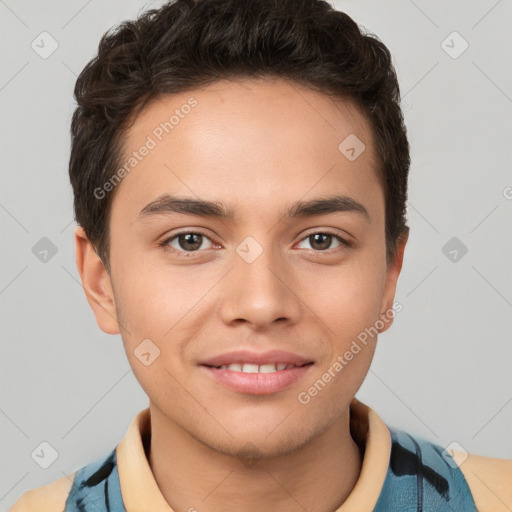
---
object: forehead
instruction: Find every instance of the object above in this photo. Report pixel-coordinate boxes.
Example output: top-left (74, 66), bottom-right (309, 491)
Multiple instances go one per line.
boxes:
top-left (112, 78), bottom-right (381, 221)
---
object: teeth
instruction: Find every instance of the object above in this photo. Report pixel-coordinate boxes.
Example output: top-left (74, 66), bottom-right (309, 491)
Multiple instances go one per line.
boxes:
top-left (259, 364), bottom-right (277, 373)
top-left (217, 363), bottom-right (295, 373)
top-left (241, 363), bottom-right (260, 373)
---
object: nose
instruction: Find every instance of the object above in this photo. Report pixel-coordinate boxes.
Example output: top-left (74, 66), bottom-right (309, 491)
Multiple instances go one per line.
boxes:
top-left (218, 241), bottom-right (302, 331)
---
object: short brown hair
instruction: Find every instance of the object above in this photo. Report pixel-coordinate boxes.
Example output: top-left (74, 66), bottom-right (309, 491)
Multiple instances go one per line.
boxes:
top-left (69, 0), bottom-right (410, 272)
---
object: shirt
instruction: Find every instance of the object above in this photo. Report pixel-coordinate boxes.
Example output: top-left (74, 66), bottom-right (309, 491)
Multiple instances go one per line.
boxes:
top-left (9, 398), bottom-right (512, 511)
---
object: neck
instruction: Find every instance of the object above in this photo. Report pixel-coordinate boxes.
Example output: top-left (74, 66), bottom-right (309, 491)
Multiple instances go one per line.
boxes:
top-left (147, 404), bottom-right (363, 512)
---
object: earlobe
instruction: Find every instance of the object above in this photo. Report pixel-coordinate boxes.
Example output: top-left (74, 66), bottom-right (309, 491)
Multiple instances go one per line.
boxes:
top-left (378, 230), bottom-right (409, 334)
top-left (74, 226), bottom-right (120, 335)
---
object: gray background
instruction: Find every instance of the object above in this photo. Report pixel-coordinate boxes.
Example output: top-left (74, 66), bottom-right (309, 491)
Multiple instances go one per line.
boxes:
top-left (1, 0), bottom-right (511, 509)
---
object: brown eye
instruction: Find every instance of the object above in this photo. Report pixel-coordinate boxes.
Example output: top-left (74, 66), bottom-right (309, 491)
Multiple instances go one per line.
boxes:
top-left (296, 232), bottom-right (348, 252)
top-left (309, 233), bottom-right (332, 251)
top-left (163, 232), bottom-right (214, 253)
top-left (177, 233), bottom-right (203, 251)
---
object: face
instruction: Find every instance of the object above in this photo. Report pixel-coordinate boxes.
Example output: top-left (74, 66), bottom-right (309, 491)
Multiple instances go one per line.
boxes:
top-left (76, 78), bottom-right (406, 458)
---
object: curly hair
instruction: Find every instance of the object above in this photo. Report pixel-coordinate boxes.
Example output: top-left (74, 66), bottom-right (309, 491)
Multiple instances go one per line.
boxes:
top-left (69, 0), bottom-right (410, 272)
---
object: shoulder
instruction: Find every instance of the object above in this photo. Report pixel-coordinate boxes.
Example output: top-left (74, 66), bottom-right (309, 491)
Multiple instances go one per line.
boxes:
top-left (452, 448), bottom-right (512, 512)
top-left (8, 473), bottom-right (75, 512)
top-left (9, 446), bottom-right (123, 512)
top-left (376, 427), bottom-right (512, 511)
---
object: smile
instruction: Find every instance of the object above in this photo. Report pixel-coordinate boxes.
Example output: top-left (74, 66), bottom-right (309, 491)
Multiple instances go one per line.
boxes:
top-left (200, 362), bottom-right (314, 394)
top-left (206, 362), bottom-right (310, 373)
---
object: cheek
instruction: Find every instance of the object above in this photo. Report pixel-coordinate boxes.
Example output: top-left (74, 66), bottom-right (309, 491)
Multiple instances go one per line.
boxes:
top-left (111, 261), bottom-right (210, 374)
top-left (298, 271), bottom-right (383, 410)
top-left (112, 251), bottom-right (203, 332)
top-left (301, 255), bottom-right (386, 337)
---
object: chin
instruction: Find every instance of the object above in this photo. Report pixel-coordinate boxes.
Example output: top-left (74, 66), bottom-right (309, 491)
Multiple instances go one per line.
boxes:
top-left (193, 423), bottom-right (318, 461)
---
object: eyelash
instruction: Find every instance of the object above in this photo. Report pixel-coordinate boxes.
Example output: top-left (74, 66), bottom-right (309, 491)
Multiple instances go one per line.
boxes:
top-left (158, 230), bottom-right (352, 258)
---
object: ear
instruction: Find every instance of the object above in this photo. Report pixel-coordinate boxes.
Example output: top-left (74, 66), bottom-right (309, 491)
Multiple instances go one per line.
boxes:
top-left (378, 229), bottom-right (408, 334)
top-left (74, 226), bottom-right (120, 335)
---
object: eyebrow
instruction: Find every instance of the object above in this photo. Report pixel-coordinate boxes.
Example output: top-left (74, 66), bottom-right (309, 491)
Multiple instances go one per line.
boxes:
top-left (138, 193), bottom-right (370, 222)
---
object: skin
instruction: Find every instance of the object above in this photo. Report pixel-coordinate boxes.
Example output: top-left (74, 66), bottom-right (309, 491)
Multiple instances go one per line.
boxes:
top-left (75, 77), bottom-right (407, 512)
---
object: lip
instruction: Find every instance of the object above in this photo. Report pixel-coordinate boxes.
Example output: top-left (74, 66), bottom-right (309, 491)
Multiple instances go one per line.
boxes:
top-left (200, 349), bottom-right (314, 367)
top-left (200, 363), bottom-right (314, 395)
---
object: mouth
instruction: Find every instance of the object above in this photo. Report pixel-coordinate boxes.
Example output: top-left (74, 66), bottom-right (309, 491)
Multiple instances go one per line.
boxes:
top-left (199, 359), bottom-right (314, 395)
top-left (202, 361), bottom-right (314, 373)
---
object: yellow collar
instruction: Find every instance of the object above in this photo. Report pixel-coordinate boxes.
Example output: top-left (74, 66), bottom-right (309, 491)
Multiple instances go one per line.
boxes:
top-left (116, 398), bottom-right (391, 512)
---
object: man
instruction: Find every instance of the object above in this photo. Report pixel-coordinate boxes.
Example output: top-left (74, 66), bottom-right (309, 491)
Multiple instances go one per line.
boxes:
top-left (10, 0), bottom-right (511, 510)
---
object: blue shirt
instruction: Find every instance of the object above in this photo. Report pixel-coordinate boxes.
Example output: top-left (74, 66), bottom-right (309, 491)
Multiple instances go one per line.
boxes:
top-left (64, 426), bottom-right (478, 511)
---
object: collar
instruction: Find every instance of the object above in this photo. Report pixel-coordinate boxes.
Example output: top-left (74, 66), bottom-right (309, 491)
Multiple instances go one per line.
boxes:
top-left (116, 398), bottom-right (391, 511)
